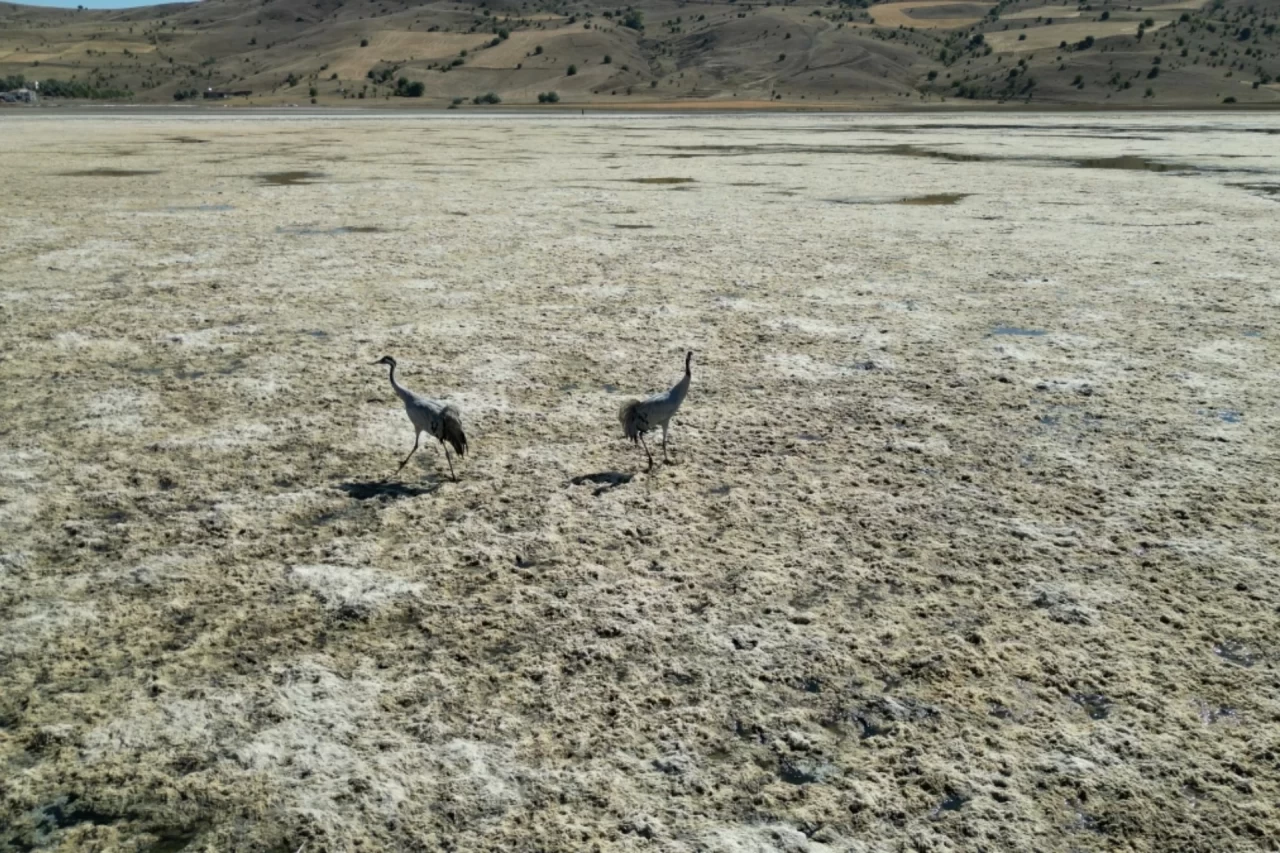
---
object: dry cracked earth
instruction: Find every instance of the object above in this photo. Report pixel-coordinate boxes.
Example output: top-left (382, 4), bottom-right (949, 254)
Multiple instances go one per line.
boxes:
top-left (0, 111), bottom-right (1278, 852)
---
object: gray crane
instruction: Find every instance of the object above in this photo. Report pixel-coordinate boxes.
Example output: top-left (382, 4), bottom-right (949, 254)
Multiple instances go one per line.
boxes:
top-left (373, 355), bottom-right (468, 481)
top-left (618, 351), bottom-right (692, 471)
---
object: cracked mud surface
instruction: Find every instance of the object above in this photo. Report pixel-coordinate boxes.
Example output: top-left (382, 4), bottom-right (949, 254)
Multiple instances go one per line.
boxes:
top-left (1, 113), bottom-right (1277, 851)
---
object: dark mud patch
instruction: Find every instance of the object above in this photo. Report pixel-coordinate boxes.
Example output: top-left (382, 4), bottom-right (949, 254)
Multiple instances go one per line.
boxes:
top-left (674, 143), bottom-right (1205, 175)
top-left (778, 757), bottom-right (829, 785)
top-left (168, 136), bottom-right (209, 144)
top-left (626, 177), bottom-right (696, 184)
top-left (257, 170), bottom-right (326, 186)
top-left (163, 204), bottom-right (234, 213)
top-left (828, 193), bottom-right (970, 206)
top-left (278, 225), bottom-right (387, 235)
top-left (143, 827), bottom-right (204, 852)
top-left (1231, 181), bottom-right (1280, 200)
top-left (338, 481), bottom-right (441, 501)
top-left (899, 193), bottom-right (970, 205)
top-left (613, 223), bottom-right (655, 229)
top-left (870, 144), bottom-right (994, 163)
top-left (570, 471), bottom-right (634, 495)
top-left (991, 325), bottom-right (1047, 337)
top-left (1071, 155), bottom-right (1195, 173)
top-left (59, 169), bottom-right (161, 177)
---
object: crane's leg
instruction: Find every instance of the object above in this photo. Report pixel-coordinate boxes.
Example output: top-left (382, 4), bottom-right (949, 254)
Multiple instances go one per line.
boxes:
top-left (395, 431), bottom-right (422, 476)
top-left (661, 423), bottom-right (672, 462)
top-left (638, 433), bottom-right (654, 472)
top-left (441, 439), bottom-right (458, 482)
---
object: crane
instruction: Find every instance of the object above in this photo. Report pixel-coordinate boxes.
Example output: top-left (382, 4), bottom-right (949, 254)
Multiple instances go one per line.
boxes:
top-left (373, 355), bottom-right (468, 482)
top-left (618, 351), bottom-right (692, 471)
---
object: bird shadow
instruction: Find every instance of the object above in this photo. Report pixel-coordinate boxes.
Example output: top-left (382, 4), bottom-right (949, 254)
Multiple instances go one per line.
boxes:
top-left (569, 471), bottom-right (635, 496)
top-left (337, 480), bottom-right (442, 501)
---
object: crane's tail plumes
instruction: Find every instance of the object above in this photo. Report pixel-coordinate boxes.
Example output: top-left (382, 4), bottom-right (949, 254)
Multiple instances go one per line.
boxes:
top-left (619, 399), bottom-right (645, 443)
top-left (441, 406), bottom-right (468, 457)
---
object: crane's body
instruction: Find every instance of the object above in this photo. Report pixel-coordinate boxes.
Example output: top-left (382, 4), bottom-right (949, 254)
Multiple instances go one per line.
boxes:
top-left (374, 356), bottom-right (467, 481)
top-left (619, 351), bottom-right (692, 471)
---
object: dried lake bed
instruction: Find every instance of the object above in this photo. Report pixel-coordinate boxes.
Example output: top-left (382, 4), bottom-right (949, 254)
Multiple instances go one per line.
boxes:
top-left (0, 112), bottom-right (1277, 852)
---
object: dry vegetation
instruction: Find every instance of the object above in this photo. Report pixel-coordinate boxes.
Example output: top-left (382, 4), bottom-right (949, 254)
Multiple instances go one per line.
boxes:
top-left (1, 112), bottom-right (1278, 851)
top-left (1, 0), bottom-right (1279, 106)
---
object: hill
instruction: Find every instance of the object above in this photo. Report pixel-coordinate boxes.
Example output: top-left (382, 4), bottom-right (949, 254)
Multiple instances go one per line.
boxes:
top-left (1, 0), bottom-right (1278, 107)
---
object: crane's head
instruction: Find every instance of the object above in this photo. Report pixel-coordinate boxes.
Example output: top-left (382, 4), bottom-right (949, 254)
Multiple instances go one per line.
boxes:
top-left (685, 350), bottom-right (693, 373)
top-left (373, 355), bottom-right (396, 368)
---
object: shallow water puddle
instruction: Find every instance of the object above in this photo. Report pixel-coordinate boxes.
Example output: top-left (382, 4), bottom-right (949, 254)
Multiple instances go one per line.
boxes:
top-left (613, 223), bottom-right (655, 229)
top-left (257, 170), bottom-right (326, 186)
top-left (168, 136), bottom-right (209, 144)
top-left (930, 793), bottom-right (969, 818)
top-left (626, 177), bottom-right (696, 184)
top-left (1072, 693), bottom-right (1112, 720)
top-left (1196, 703), bottom-right (1240, 724)
top-left (1213, 640), bottom-right (1258, 667)
top-left (991, 325), bottom-right (1047, 336)
top-left (1198, 408), bottom-right (1243, 423)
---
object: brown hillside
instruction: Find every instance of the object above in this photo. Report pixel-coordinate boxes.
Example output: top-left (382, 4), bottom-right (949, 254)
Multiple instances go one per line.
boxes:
top-left (1, 0), bottom-right (1278, 106)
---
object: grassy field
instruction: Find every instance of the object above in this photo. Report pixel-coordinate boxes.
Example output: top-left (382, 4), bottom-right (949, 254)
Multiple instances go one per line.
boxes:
top-left (0, 112), bottom-right (1277, 851)
top-left (1, 0), bottom-right (1279, 107)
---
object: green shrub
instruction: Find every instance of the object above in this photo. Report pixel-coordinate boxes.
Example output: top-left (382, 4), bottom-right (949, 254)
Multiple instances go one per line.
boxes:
top-left (360, 38), bottom-right (369, 47)
top-left (567, 64), bottom-right (577, 75)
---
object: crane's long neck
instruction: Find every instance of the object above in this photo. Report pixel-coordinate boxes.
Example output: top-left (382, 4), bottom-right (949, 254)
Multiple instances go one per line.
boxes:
top-left (670, 364), bottom-right (691, 402)
top-left (388, 363), bottom-right (413, 402)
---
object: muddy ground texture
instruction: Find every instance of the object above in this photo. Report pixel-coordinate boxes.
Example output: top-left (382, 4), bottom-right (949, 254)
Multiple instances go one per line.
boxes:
top-left (0, 114), bottom-right (1277, 852)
